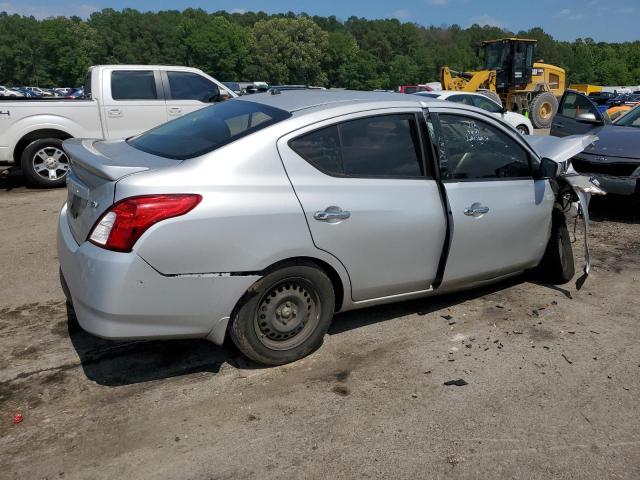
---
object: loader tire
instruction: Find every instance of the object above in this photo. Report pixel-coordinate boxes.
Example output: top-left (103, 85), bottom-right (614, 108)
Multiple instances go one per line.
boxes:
top-left (530, 92), bottom-right (558, 129)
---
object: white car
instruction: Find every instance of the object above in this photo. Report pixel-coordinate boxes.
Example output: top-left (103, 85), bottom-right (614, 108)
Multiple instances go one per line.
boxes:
top-left (0, 86), bottom-right (23, 97)
top-left (415, 90), bottom-right (534, 135)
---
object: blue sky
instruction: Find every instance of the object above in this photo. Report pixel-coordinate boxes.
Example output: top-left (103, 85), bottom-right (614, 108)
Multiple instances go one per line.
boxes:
top-left (0, 0), bottom-right (637, 42)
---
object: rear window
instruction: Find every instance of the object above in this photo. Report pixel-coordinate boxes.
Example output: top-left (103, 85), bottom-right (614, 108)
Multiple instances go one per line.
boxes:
top-left (129, 100), bottom-right (291, 160)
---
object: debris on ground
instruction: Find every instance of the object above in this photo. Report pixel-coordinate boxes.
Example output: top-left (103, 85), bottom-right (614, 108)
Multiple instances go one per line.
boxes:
top-left (441, 315), bottom-right (453, 321)
top-left (444, 379), bottom-right (468, 387)
top-left (562, 353), bottom-right (573, 365)
top-left (12, 413), bottom-right (23, 425)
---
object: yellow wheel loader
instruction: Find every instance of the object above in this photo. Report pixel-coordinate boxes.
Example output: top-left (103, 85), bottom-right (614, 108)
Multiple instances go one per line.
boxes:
top-left (441, 38), bottom-right (566, 129)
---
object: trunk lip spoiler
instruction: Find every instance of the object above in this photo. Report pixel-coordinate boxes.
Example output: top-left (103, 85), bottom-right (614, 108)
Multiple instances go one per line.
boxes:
top-left (62, 138), bottom-right (179, 181)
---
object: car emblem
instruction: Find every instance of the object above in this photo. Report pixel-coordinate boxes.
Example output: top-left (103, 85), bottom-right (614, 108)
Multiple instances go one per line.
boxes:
top-left (90, 200), bottom-right (99, 209)
top-left (594, 156), bottom-right (608, 163)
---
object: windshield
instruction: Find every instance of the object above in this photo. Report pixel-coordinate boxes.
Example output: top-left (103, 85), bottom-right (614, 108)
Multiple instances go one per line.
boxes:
top-left (614, 106), bottom-right (640, 127)
top-left (129, 100), bottom-right (291, 160)
top-left (484, 42), bottom-right (509, 70)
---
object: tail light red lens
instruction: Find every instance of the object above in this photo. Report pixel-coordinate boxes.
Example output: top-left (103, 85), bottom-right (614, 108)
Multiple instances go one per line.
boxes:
top-left (88, 194), bottom-right (202, 252)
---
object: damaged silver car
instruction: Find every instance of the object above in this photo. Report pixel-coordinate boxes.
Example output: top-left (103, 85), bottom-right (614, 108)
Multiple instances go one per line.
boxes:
top-left (58, 91), bottom-right (603, 365)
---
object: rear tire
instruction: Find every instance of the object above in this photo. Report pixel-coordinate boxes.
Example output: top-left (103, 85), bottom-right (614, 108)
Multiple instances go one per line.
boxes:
top-left (535, 209), bottom-right (575, 284)
top-left (530, 92), bottom-right (558, 129)
top-left (229, 263), bottom-right (335, 366)
top-left (21, 138), bottom-right (70, 188)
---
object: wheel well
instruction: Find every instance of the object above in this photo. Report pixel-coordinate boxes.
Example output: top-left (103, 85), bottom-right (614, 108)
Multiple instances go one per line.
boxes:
top-left (262, 257), bottom-right (346, 312)
top-left (13, 129), bottom-right (73, 163)
top-left (516, 124), bottom-right (531, 134)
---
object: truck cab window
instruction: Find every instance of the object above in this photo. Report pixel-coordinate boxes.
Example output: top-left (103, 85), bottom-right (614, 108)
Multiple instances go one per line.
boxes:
top-left (168, 71), bottom-right (220, 102)
top-left (111, 71), bottom-right (157, 100)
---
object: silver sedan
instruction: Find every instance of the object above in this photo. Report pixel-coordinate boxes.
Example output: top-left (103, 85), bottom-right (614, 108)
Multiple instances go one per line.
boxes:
top-left (58, 90), bottom-right (598, 365)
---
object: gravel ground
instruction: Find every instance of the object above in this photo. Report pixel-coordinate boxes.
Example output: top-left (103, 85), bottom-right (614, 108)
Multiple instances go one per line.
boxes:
top-left (0, 173), bottom-right (639, 480)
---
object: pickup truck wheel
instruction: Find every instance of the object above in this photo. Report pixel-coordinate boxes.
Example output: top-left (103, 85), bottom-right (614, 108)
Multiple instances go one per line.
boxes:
top-left (536, 209), bottom-right (575, 284)
top-left (229, 263), bottom-right (335, 366)
top-left (21, 138), bottom-right (70, 188)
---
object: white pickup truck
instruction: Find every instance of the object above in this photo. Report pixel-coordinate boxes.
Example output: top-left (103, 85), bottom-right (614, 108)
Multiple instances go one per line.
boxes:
top-left (0, 65), bottom-right (236, 187)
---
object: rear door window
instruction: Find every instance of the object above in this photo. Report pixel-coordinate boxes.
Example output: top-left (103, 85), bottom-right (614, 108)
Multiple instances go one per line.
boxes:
top-left (129, 100), bottom-right (291, 160)
top-left (111, 70), bottom-right (158, 100)
top-left (290, 114), bottom-right (425, 178)
top-left (447, 94), bottom-right (475, 106)
top-left (471, 95), bottom-right (503, 113)
top-left (167, 71), bottom-right (220, 102)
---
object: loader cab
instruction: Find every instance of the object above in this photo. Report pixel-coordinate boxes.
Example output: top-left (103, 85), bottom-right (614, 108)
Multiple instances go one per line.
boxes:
top-left (483, 39), bottom-right (535, 92)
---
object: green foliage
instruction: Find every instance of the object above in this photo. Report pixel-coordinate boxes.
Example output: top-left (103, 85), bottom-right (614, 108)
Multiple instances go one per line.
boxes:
top-left (0, 8), bottom-right (638, 88)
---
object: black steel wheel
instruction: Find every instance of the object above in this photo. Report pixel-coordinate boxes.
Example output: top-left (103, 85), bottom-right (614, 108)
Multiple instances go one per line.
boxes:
top-left (229, 263), bottom-right (335, 365)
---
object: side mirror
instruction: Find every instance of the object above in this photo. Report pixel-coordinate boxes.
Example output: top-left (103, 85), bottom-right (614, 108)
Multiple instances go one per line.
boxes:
top-left (539, 157), bottom-right (561, 179)
top-left (576, 112), bottom-right (602, 125)
top-left (205, 87), bottom-right (221, 103)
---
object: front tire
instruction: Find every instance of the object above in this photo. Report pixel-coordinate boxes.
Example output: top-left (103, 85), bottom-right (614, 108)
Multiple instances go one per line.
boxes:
top-left (535, 209), bottom-right (575, 284)
top-left (21, 138), bottom-right (70, 188)
top-left (229, 263), bottom-right (335, 366)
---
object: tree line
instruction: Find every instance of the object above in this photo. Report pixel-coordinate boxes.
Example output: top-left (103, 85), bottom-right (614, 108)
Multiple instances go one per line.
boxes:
top-left (0, 8), bottom-right (639, 89)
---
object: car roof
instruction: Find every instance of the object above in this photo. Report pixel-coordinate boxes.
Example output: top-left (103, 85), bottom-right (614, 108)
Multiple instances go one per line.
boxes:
top-left (235, 89), bottom-right (438, 113)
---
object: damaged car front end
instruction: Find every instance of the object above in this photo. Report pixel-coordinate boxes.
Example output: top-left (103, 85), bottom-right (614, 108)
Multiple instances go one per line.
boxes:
top-left (527, 134), bottom-right (606, 283)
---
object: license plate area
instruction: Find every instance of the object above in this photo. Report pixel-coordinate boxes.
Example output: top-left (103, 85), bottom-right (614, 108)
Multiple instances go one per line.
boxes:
top-left (67, 175), bottom-right (89, 219)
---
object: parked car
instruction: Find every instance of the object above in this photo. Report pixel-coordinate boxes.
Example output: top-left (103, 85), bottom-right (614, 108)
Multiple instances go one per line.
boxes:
top-left (24, 86), bottom-right (53, 96)
top-left (0, 86), bottom-right (24, 97)
top-left (415, 90), bottom-right (534, 134)
top-left (398, 85), bottom-right (432, 94)
top-left (0, 65), bottom-right (235, 187)
top-left (588, 91), bottom-right (616, 105)
top-left (550, 91), bottom-right (640, 198)
top-left (12, 87), bottom-right (39, 98)
top-left (58, 90), bottom-right (600, 366)
top-left (65, 87), bottom-right (85, 99)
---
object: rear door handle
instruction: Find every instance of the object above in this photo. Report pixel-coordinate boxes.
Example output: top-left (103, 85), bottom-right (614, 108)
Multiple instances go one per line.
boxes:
top-left (313, 206), bottom-right (351, 222)
top-left (168, 106), bottom-right (182, 116)
top-left (107, 108), bottom-right (122, 118)
top-left (464, 203), bottom-right (490, 217)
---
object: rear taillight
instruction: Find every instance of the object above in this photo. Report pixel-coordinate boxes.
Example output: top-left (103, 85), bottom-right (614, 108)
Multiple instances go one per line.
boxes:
top-left (88, 194), bottom-right (202, 252)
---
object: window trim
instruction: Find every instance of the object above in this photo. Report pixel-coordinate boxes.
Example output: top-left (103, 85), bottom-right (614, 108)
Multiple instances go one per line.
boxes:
top-left (288, 112), bottom-right (432, 180)
top-left (109, 69), bottom-right (164, 102)
top-left (433, 111), bottom-right (535, 182)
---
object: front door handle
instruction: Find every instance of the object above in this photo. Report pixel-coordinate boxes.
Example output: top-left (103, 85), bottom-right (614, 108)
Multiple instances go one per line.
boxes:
top-left (107, 108), bottom-right (122, 118)
top-left (464, 202), bottom-right (490, 217)
top-left (313, 206), bottom-right (351, 222)
top-left (168, 106), bottom-right (182, 116)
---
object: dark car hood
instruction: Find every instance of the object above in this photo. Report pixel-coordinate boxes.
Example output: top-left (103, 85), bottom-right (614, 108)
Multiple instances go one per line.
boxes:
top-left (584, 125), bottom-right (640, 159)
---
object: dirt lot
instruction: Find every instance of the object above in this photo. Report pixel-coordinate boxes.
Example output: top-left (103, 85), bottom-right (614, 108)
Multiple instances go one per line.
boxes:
top-left (1, 173), bottom-right (639, 480)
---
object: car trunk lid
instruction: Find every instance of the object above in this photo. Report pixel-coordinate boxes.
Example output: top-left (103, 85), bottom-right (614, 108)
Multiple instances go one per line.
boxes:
top-left (63, 138), bottom-right (179, 244)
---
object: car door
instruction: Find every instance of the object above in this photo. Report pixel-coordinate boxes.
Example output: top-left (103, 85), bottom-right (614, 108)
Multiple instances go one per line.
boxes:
top-left (278, 110), bottom-right (447, 302)
top-left (102, 69), bottom-right (168, 139)
top-left (162, 70), bottom-right (224, 119)
top-left (551, 91), bottom-right (606, 137)
top-left (430, 109), bottom-right (555, 288)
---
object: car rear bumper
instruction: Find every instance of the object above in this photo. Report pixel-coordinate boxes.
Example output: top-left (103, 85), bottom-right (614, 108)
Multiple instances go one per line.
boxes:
top-left (57, 204), bottom-right (259, 345)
